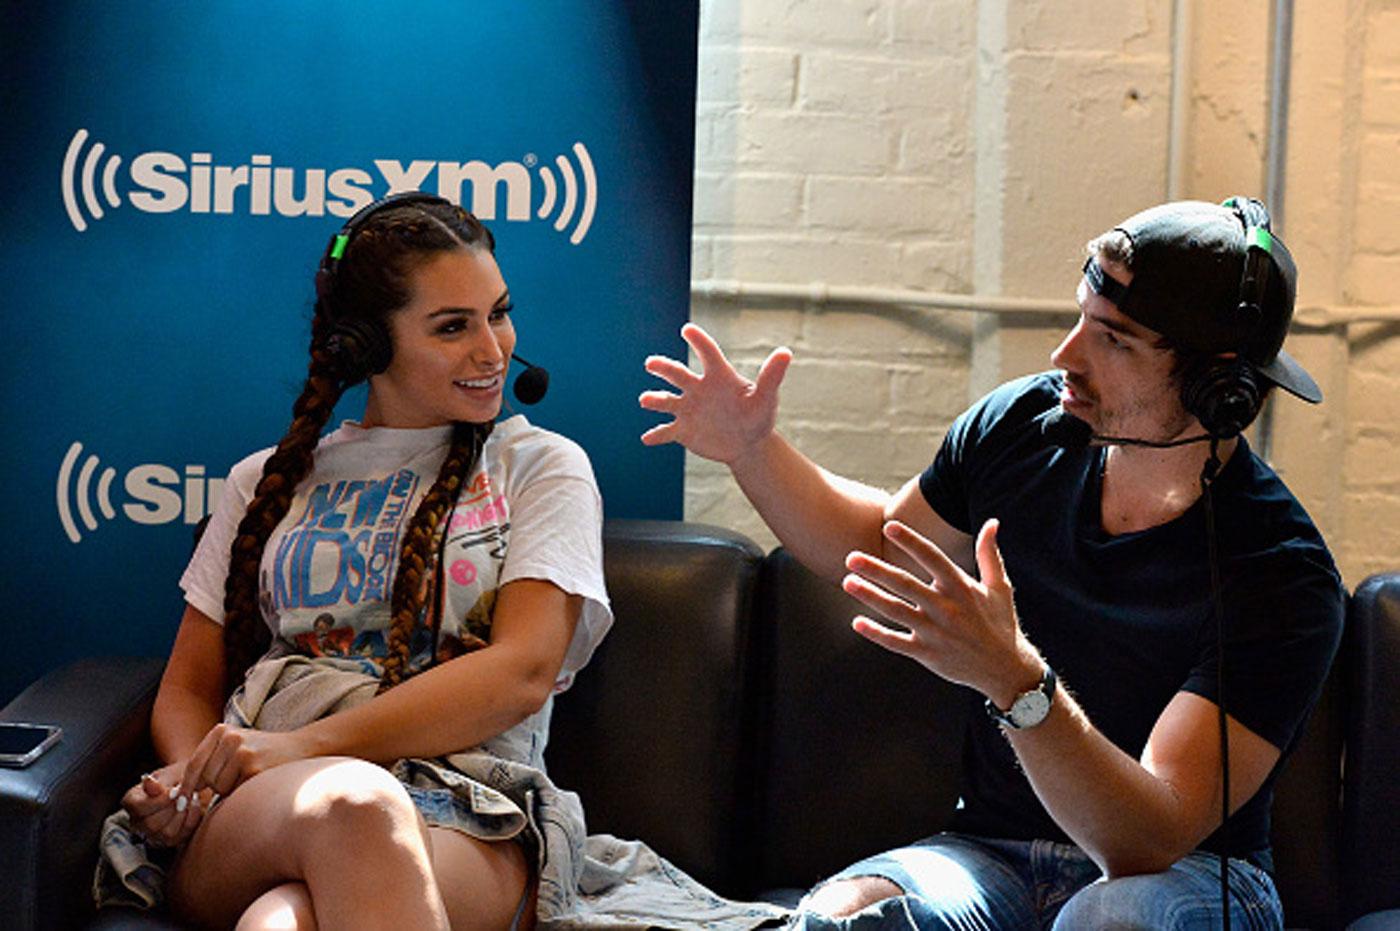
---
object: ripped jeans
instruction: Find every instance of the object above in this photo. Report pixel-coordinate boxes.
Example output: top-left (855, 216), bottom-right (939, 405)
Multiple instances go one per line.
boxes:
top-left (789, 833), bottom-right (1283, 930)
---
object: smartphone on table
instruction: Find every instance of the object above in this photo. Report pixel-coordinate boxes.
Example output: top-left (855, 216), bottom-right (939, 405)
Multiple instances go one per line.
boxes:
top-left (0, 722), bottom-right (63, 767)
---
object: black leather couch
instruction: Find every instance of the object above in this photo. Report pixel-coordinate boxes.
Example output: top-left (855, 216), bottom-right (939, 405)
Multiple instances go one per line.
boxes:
top-left (3, 520), bottom-right (1398, 930)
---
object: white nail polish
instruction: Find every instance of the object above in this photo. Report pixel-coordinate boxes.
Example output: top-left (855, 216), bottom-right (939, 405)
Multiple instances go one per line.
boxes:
top-left (168, 787), bottom-right (179, 800)
top-left (176, 795), bottom-right (188, 813)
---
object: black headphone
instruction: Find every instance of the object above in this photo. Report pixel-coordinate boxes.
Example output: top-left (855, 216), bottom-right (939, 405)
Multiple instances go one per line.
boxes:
top-left (1178, 197), bottom-right (1274, 438)
top-left (314, 192), bottom-right (449, 382)
top-left (313, 191), bottom-right (547, 403)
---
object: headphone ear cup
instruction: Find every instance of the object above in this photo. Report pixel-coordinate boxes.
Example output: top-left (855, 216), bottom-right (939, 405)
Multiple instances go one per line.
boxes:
top-left (324, 318), bottom-right (393, 383)
top-left (1181, 357), bottom-right (1262, 439)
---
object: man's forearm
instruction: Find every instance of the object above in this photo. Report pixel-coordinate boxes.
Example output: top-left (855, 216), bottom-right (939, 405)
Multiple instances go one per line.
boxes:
top-left (730, 431), bottom-right (889, 583)
top-left (1005, 687), bottom-right (1197, 877)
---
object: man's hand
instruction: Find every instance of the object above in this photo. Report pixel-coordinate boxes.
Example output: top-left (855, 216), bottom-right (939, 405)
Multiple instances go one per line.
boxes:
top-left (639, 323), bottom-right (791, 465)
top-left (842, 518), bottom-right (1043, 707)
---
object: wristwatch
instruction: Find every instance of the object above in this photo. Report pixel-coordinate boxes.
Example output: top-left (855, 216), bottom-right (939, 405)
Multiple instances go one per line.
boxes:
top-left (985, 665), bottom-right (1057, 730)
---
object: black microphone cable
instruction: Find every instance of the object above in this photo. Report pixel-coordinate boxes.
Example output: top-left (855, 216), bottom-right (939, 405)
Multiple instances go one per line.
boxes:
top-left (1200, 438), bottom-right (1232, 931)
top-left (1093, 432), bottom-right (1213, 449)
top-left (1039, 407), bottom-right (1213, 450)
top-left (1045, 407), bottom-right (1235, 926)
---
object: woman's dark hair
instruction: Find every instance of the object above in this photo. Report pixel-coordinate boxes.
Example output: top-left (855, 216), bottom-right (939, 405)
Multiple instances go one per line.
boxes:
top-left (221, 200), bottom-right (497, 697)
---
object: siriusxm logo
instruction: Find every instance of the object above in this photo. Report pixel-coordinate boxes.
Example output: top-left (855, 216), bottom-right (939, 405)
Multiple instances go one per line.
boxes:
top-left (61, 129), bottom-right (598, 244)
top-left (56, 441), bottom-right (226, 544)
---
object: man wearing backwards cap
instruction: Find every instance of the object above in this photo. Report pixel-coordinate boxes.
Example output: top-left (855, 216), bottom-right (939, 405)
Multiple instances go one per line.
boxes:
top-left (640, 198), bottom-right (1343, 929)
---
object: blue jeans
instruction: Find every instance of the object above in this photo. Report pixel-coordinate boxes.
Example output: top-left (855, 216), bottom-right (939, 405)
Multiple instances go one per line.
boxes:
top-left (789, 833), bottom-right (1283, 930)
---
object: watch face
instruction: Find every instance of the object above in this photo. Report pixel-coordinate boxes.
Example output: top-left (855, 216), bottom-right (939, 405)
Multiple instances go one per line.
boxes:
top-left (1009, 690), bottom-right (1051, 728)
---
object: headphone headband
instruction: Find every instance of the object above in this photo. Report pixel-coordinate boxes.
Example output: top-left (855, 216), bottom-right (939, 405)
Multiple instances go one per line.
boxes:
top-left (1222, 196), bottom-right (1273, 335)
top-left (314, 192), bottom-right (453, 382)
top-left (317, 192), bottom-right (453, 294)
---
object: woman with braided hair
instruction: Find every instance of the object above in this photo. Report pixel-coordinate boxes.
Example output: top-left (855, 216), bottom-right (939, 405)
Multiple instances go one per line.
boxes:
top-left (100, 194), bottom-right (614, 930)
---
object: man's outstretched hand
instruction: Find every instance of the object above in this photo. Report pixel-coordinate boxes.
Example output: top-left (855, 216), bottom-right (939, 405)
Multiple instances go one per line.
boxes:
top-left (639, 323), bottom-right (791, 466)
top-left (842, 518), bottom-right (1043, 709)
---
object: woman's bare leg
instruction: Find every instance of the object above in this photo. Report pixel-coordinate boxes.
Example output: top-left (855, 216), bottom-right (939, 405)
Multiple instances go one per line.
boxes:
top-left (236, 882), bottom-right (316, 931)
top-left (426, 827), bottom-right (532, 931)
top-left (169, 757), bottom-right (449, 930)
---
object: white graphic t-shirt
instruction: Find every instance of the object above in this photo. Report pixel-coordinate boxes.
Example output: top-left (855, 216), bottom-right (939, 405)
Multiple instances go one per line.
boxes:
top-left (181, 415), bottom-right (610, 691)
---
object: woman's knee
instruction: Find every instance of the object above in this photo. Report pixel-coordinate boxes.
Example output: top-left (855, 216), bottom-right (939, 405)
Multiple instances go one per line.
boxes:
top-left (236, 882), bottom-right (317, 931)
top-left (170, 758), bottom-right (436, 927)
top-left (288, 758), bottom-right (423, 849)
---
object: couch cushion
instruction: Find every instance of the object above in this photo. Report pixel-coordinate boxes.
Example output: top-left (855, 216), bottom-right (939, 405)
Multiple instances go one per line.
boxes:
top-left (546, 519), bottom-right (765, 898)
top-left (749, 548), bottom-right (971, 896)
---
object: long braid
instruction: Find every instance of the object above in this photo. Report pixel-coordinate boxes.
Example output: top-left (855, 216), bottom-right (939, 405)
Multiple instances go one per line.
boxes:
top-left (377, 420), bottom-right (494, 692)
top-left (221, 196), bottom-right (498, 699)
top-left (222, 309), bottom-right (346, 694)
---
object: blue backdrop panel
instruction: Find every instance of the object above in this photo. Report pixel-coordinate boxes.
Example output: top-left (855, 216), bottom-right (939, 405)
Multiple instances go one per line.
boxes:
top-left (0, 2), bottom-right (695, 704)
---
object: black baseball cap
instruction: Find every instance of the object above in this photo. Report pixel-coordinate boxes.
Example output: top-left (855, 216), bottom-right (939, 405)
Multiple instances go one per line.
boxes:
top-left (1083, 199), bottom-right (1321, 404)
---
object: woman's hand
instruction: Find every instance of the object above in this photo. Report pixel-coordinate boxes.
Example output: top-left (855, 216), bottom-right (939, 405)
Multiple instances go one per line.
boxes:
top-left (177, 723), bottom-right (314, 801)
top-left (121, 761), bottom-right (207, 848)
top-left (640, 323), bottom-right (791, 466)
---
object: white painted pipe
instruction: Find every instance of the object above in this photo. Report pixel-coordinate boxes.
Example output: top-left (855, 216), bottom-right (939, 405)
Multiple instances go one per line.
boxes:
top-left (691, 279), bottom-right (1400, 328)
top-left (1259, 0), bottom-right (1296, 459)
top-left (1266, 0), bottom-right (1294, 234)
top-left (690, 279), bottom-right (1073, 315)
top-left (1167, 0), bottom-right (1193, 201)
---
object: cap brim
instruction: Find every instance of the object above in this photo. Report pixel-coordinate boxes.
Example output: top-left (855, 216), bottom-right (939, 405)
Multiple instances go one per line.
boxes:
top-left (1257, 348), bottom-right (1322, 404)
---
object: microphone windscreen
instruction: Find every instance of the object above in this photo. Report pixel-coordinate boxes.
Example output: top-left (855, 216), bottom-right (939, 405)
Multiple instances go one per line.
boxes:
top-left (1041, 407), bottom-right (1093, 449)
top-left (513, 364), bottom-right (549, 405)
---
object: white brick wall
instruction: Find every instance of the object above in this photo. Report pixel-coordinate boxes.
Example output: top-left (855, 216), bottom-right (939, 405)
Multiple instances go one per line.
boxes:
top-left (679, 0), bottom-right (1400, 587)
top-left (1339, 2), bottom-right (1400, 584)
top-left (689, 0), bottom-right (981, 550)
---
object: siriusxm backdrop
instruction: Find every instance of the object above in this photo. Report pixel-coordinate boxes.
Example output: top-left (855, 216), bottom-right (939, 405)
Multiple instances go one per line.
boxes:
top-left (0, 3), bottom-right (696, 704)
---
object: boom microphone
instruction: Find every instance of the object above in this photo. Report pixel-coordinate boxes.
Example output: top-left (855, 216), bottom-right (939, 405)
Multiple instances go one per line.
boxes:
top-left (511, 354), bottom-right (550, 405)
top-left (1041, 407), bottom-right (1214, 450)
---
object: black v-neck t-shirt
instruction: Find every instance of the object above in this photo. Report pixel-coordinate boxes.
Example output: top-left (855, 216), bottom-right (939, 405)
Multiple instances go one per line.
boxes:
top-left (918, 372), bottom-right (1344, 869)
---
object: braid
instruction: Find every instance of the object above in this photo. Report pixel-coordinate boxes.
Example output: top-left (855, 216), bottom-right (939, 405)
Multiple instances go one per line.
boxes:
top-left (378, 420), bottom-right (494, 693)
top-left (222, 309), bottom-right (347, 695)
top-left (222, 196), bottom-right (498, 697)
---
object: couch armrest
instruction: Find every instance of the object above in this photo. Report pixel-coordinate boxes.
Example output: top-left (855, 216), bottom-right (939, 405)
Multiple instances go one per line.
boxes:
top-left (0, 657), bottom-right (165, 931)
top-left (1343, 574), bottom-right (1400, 923)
